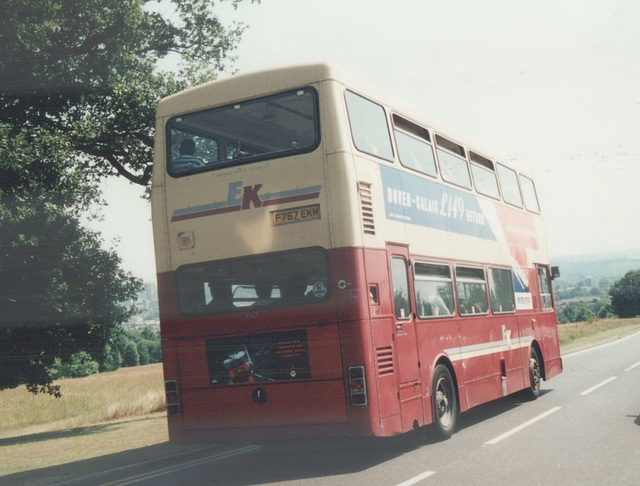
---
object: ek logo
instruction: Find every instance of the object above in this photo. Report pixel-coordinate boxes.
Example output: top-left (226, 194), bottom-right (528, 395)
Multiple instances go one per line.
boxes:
top-left (227, 181), bottom-right (263, 210)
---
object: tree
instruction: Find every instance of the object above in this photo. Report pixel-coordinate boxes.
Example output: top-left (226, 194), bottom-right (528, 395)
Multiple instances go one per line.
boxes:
top-left (0, 0), bottom-right (254, 394)
top-left (609, 270), bottom-right (640, 318)
top-left (0, 0), bottom-right (250, 187)
top-left (122, 340), bottom-right (140, 367)
top-left (0, 202), bottom-right (142, 395)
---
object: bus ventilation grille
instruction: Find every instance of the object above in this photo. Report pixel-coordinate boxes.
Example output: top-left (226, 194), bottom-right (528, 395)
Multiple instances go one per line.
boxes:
top-left (358, 182), bottom-right (376, 235)
top-left (376, 346), bottom-right (394, 376)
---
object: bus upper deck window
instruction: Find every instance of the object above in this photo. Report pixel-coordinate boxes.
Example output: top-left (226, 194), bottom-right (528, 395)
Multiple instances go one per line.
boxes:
top-left (345, 91), bottom-right (394, 162)
top-left (470, 151), bottom-right (500, 200)
top-left (520, 175), bottom-right (541, 213)
top-left (496, 163), bottom-right (524, 208)
top-left (393, 115), bottom-right (437, 178)
top-left (435, 135), bottom-right (472, 190)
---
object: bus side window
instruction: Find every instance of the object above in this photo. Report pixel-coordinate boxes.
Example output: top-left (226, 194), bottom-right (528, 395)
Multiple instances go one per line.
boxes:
top-left (414, 262), bottom-right (454, 318)
top-left (520, 175), bottom-right (541, 213)
top-left (393, 115), bottom-right (437, 178)
top-left (345, 91), bottom-right (394, 162)
top-left (455, 266), bottom-right (489, 316)
top-left (537, 266), bottom-right (553, 310)
top-left (435, 135), bottom-right (472, 190)
top-left (488, 267), bottom-right (516, 313)
top-left (390, 257), bottom-right (411, 319)
top-left (496, 163), bottom-right (524, 208)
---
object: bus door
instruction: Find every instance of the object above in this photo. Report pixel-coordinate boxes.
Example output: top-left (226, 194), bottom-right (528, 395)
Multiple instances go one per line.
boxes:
top-left (534, 264), bottom-right (563, 379)
top-left (454, 265), bottom-right (509, 409)
top-left (388, 245), bottom-right (424, 432)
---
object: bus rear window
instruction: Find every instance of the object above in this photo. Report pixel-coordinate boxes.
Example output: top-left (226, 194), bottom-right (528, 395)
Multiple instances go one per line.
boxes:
top-left (176, 248), bottom-right (330, 315)
top-left (166, 88), bottom-right (320, 176)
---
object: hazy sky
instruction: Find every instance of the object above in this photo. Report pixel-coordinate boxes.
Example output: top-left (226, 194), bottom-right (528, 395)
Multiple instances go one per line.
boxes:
top-left (95, 0), bottom-right (640, 281)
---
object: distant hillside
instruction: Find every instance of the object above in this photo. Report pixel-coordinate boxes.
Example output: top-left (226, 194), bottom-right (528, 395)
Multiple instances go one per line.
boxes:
top-left (552, 249), bottom-right (640, 284)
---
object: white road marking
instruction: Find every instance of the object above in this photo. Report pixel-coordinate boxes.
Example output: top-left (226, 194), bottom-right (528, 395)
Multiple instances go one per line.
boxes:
top-left (484, 406), bottom-right (562, 445)
top-left (624, 361), bottom-right (640, 372)
top-left (97, 444), bottom-right (262, 486)
top-left (580, 376), bottom-right (617, 396)
top-left (395, 470), bottom-right (437, 486)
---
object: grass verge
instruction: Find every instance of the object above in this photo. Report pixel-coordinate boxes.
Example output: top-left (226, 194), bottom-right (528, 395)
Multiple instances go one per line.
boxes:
top-left (557, 316), bottom-right (640, 352)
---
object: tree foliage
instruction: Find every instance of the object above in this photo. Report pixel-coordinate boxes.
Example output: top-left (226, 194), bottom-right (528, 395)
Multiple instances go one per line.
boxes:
top-left (0, 0), bottom-right (253, 394)
top-left (0, 0), bottom-right (249, 187)
top-left (0, 202), bottom-right (143, 395)
top-left (609, 270), bottom-right (640, 318)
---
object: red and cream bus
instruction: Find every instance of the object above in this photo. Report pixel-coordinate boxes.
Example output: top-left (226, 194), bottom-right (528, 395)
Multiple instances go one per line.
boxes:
top-left (151, 63), bottom-right (562, 442)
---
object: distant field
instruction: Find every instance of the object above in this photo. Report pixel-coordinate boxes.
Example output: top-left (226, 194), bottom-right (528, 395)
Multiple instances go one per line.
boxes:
top-left (2, 318), bottom-right (640, 480)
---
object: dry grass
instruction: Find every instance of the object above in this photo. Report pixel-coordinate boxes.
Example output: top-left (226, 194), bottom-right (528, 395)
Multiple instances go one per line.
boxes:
top-left (0, 363), bottom-right (165, 439)
top-left (557, 316), bottom-right (640, 352)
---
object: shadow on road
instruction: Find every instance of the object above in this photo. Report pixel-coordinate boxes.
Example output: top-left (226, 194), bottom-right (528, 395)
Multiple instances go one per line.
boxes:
top-left (1, 390), bottom-right (555, 486)
top-left (0, 421), bottom-right (127, 447)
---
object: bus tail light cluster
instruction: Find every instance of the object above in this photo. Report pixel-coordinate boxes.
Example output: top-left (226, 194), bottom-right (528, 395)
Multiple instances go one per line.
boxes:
top-left (165, 380), bottom-right (180, 415)
top-left (348, 366), bottom-right (368, 406)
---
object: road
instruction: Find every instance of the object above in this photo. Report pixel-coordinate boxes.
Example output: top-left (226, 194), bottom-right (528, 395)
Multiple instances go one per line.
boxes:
top-left (15, 332), bottom-right (640, 486)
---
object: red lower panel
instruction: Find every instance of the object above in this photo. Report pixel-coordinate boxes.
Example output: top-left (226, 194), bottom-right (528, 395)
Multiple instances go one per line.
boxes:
top-left (182, 380), bottom-right (348, 432)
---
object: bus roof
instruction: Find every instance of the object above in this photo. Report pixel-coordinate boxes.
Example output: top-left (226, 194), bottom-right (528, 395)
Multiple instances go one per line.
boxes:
top-left (156, 62), bottom-right (525, 178)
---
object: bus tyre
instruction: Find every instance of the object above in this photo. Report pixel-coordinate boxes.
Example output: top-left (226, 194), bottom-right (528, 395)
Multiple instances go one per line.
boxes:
top-left (432, 364), bottom-right (457, 440)
top-left (525, 347), bottom-right (541, 400)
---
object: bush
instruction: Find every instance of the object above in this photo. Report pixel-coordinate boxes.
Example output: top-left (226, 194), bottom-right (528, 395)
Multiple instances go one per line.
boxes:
top-left (49, 351), bottom-right (99, 379)
top-left (122, 341), bottom-right (140, 367)
top-left (609, 270), bottom-right (640, 318)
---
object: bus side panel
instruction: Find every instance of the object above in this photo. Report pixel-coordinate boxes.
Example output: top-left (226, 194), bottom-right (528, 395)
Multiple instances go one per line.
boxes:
top-left (536, 313), bottom-right (563, 381)
top-left (415, 320), bottom-right (462, 419)
top-left (160, 339), bottom-right (185, 443)
top-left (339, 319), bottom-right (388, 437)
top-left (369, 318), bottom-right (402, 435)
top-left (157, 271), bottom-right (178, 338)
top-left (157, 272), bottom-right (185, 442)
top-left (364, 247), bottom-right (404, 436)
top-left (525, 267), bottom-right (563, 381)
top-left (499, 314), bottom-right (527, 395)
top-left (331, 247), bottom-right (369, 322)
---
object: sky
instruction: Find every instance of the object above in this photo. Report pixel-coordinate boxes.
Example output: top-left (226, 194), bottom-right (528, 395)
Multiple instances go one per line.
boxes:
top-left (94, 0), bottom-right (640, 282)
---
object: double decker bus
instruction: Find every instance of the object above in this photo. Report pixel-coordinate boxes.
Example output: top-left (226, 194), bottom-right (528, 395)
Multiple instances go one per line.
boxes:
top-left (152, 63), bottom-right (562, 442)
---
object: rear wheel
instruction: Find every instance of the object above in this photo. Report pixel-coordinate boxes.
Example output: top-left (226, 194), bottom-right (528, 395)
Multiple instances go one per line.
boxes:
top-left (432, 364), bottom-right (457, 439)
top-left (525, 347), bottom-right (541, 400)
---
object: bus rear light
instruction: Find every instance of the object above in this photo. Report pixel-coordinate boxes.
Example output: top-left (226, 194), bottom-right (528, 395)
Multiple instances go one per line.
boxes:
top-left (348, 366), bottom-right (368, 406)
top-left (165, 380), bottom-right (180, 415)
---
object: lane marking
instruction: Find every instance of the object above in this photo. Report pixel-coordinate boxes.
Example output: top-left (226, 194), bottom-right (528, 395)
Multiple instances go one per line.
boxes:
top-left (46, 444), bottom-right (221, 486)
top-left (580, 376), bottom-right (617, 396)
top-left (395, 470), bottom-right (437, 486)
top-left (484, 406), bottom-right (562, 445)
top-left (625, 361), bottom-right (640, 372)
top-left (97, 444), bottom-right (262, 486)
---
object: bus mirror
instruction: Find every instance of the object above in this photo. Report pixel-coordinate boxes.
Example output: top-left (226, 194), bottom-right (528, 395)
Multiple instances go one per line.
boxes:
top-left (551, 266), bottom-right (560, 280)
